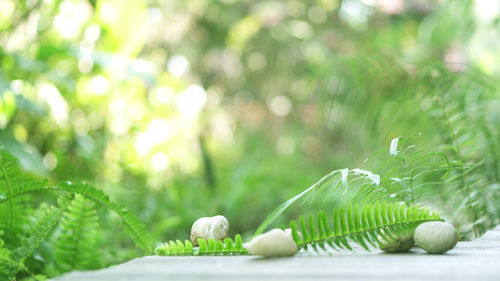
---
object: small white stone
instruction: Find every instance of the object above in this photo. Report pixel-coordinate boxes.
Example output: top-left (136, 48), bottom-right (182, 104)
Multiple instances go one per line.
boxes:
top-left (414, 221), bottom-right (458, 254)
top-left (246, 228), bottom-right (298, 257)
top-left (190, 215), bottom-right (229, 246)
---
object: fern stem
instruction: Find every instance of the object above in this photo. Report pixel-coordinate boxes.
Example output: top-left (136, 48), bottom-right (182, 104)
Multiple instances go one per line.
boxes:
top-left (399, 156), bottom-right (415, 205)
top-left (296, 218), bottom-right (438, 248)
top-left (437, 97), bottom-right (479, 238)
top-left (0, 160), bottom-right (14, 243)
top-left (68, 207), bottom-right (84, 269)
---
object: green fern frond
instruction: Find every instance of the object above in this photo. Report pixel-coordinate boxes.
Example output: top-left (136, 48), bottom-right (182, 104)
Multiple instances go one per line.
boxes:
top-left (6, 194), bottom-right (73, 279)
top-left (0, 148), bottom-right (35, 245)
top-left (54, 194), bottom-right (100, 272)
top-left (254, 168), bottom-right (382, 236)
top-left (0, 197), bottom-right (31, 248)
top-left (290, 203), bottom-right (442, 252)
top-left (155, 234), bottom-right (248, 256)
top-left (371, 135), bottom-right (450, 205)
top-left (428, 89), bottom-right (497, 238)
top-left (57, 182), bottom-right (152, 253)
top-left (0, 231), bottom-right (22, 281)
top-left (0, 179), bottom-right (153, 253)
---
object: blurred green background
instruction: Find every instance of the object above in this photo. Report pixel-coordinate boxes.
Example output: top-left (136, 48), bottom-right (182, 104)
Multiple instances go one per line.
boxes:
top-left (1, 0), bottom-right (500, 268)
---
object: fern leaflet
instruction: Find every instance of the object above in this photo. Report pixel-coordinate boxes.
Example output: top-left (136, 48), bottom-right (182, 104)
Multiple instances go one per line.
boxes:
top-left (0, 231), bottom-right (22, 281)
top-left (290, 203), bottom-right (442, 252)
top-left (254, 168), bottom-right (382, 236)
top-left (371, 135), bottom-right (450, 205)
top-left (0, 179), bottom-right (153, 253)
top-left (0, 149), bottom-right (34, 245)
top-left (155, 234), bottom-right (248, 256)
top-left (6, 194), bottom-right (73, 279)
top-left (54, 194), bottom-right (101, 272)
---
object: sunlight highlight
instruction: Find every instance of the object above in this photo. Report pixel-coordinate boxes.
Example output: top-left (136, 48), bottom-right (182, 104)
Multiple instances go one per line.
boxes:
top-left (177, 85), bottom-right (207, 119)
top-left (90, 76), bottom-right (109, 95)
top-left (134, 118), bottom-right (174, 156)
top-left (38, 83), bottom-right (69, 127)
top-left (167, 55), bottom-right (190, 77)
top-left (268, 95), bottom-right (292, 116)
top-left (54, 0), bottom-right (91, 39)
top-left (151, 152), bottom-right (170, 171)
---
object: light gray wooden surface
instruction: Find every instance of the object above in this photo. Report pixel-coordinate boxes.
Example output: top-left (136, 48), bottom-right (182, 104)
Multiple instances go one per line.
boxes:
top-left (55, 226), bottom-right (500, 281)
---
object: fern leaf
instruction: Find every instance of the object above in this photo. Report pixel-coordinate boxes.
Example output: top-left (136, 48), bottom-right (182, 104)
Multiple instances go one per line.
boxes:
top-left (0, 179), bottom-right (153, 253)
top-left (7, 194), bottom-right (73, 279)
top-left (290, 203), bottom-right (442, 252)
top-left (53, 194), bottom-right (101, 273)
top-left (0, 231), bottom-right (22, 281)
top-left (254, 168), bottom-right (382, 236)
top-left (56, 182), bottom-right (153, 253)
top-left (155, 234), bottom-right (248, 256)
top-left (0, 149), bottom-right (35, 245)
top-left (369, 135), bottom-right (450, 205)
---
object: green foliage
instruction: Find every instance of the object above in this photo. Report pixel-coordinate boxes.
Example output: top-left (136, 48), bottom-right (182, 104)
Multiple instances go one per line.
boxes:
top-left (256, 130), bottom-right (497, 240)
top-left (254, 168), bottom-right (382, 236)
top-left (368, 135), bottom-right (450, 204)
top-left (155, 234), bottom-right (247, 256)
top-left (290, 203), bottom-right (442, 252)
top-left (56, 182), bottom-right (153, 253)
top-left (0, 149), bottom-right (151, 279)
top-left (254, 136), bottom-right (449, 237)
top-left (54, 194), bottom-right (101, 272)
top-left (0, 231), bottom-right (22, 281)
top-left (435, 96), bottom-right (496, 238)
top-left (7, 194), bottom-right (72, 279)
top-left (1, 0), bottom-right (500, 278)
top-left (0, 178), bottom-right (153, 253)
top-left (0, 149), bottom-right (33, 246)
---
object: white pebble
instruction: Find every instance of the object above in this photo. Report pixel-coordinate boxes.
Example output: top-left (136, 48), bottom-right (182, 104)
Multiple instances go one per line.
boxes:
top-left (190, 215), bottom-right (229, 246)
top-left (246, 228), bottom-right (298, 257)
top-left (414, 221), bottom-right (458, 254)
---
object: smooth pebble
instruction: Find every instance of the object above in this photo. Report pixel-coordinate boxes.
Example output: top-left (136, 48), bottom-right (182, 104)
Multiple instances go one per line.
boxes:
top-left (190, 215), bottom-right (229, 246)
top-left (414, 221), bottom-right (458, 254)
top-left (246, 228), bottom-right (298, 257)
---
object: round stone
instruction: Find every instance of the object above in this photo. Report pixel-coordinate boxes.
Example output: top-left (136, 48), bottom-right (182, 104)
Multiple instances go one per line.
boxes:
top-left (246, 228), bottom-right (298, 257)
top-left (414, 221), bottom-right (458, 254)
top-left (190, 215), bottom-right (229, 246)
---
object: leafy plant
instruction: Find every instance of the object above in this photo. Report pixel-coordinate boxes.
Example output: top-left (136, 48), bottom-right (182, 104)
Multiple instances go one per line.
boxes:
top-left (155, 234), bottom-right (247, 256)
top-left (0, 149), bottom-right (34, 246)
top-left (415, 69), bottom-right (500, 239)
top-left (0, 179), bottom-right (153, 253)
top-left (7, 195), bottom-right (73, 279)
top-left (290, 203), bottom-right (442, 252)
top-left (0, 231), bottom-right (23, 281)
top-left (0, 149), bottom-right (152, 280)
top-left (254, 168), bottom-right (383, 236)
top-left (367, 135), bottom-right (450, 205)
top-left (53, 194), bottom-right (101, 272)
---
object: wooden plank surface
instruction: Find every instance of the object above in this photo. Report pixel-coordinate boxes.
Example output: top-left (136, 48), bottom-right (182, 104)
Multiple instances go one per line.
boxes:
top-left (55, 226), bottom-right (500, 281)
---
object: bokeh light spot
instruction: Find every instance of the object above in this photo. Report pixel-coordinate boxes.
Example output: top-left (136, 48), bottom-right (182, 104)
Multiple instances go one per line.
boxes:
top-left (151, 152), bottom-right (170, 171)
top-left (167, 55), bottom-right (190, 77)
top-left (268, 95), bottom-right (292, 116)
top-left (43, 152), bottom-right (58, 171)
top-left (177, 85), bottom-right (207, 118)
top-left (90, 76), bottom-right (109, 95)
